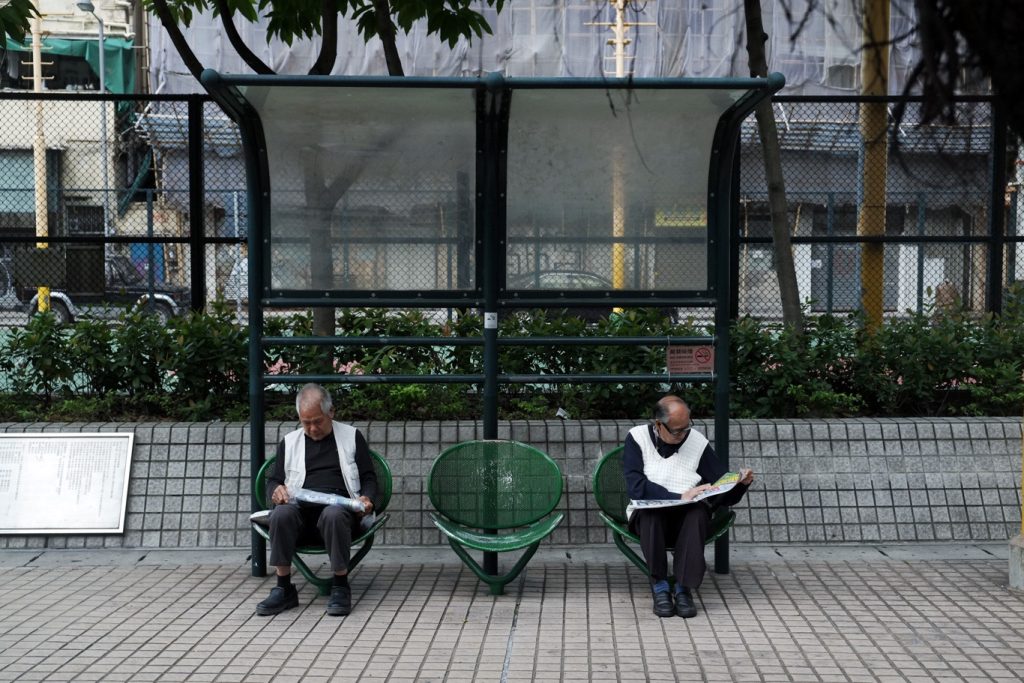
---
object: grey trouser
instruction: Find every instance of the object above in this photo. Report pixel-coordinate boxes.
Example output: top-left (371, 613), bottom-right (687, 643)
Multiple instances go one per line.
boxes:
top-left (268, 503), bottom-right (359, 573)
top-left (628, 503), bottom-right (710, 589)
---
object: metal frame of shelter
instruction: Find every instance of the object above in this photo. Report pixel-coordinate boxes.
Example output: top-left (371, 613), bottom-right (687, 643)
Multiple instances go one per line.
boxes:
top-left (201, 70), bottom-right (785, 580)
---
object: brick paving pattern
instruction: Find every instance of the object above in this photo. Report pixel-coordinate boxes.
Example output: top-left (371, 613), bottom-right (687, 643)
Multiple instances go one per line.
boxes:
top-left (1, 547), bottom-right (1022, 682)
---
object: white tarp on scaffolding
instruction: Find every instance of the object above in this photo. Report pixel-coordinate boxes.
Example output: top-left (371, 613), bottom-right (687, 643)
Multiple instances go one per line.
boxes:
top-left (148, 0), bottom-right (921, 95)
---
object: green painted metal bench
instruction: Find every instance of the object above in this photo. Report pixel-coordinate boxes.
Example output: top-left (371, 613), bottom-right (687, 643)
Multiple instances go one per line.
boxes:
top-left (427, 440), bottom-right (565, 595)
top-left (592, 445), bottom-right (735, 578)
top-left (252, 450), bottom-right (392, 595)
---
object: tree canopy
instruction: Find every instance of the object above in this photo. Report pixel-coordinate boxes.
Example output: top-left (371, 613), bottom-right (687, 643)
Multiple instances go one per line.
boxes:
top-left (141, 0), bottom-right (504, 77)
top-left (0, 0), bottom-right (36, 43)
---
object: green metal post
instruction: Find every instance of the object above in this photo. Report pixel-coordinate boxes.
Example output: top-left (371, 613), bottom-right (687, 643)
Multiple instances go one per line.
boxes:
top-left (481, 77), bottom-right (501, 441)
top-left (187, 96), bottom-right (206, 312)
top-left (248, 174), bottom-right (266, 577)
top-left (481, 75), bottom-right (506, 575)
top-left (712, 137), bottom-right (733, 575)
top-left (199, 73), bottom-right (273, 579)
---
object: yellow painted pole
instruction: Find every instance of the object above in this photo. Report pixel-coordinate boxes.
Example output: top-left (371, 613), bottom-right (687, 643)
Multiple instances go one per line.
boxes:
top-left (31, 16), bottom-right (50, 313)
top-left (612, 153), bottom-right (626, 291)
top-left (610, 0), bottom-right (627, 295)
top-left (857, 0), bottom-right (889, 331)
top-left (587, 0), bottom-right (653, 302)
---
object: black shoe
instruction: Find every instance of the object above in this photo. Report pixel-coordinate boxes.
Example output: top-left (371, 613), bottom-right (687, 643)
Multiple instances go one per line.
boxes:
top-left (256, 584), bottom-right (299, 616)
top-left (652, 590), bottom-right (674, 618)
top-left (326, 585), bottom-right (351, 616)
top-left (675, 588), bottom-right (697, 618)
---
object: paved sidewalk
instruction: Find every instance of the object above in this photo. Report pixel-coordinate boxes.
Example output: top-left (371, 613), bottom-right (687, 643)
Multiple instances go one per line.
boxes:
top-left (0, 543), bottom-right (1021, 682)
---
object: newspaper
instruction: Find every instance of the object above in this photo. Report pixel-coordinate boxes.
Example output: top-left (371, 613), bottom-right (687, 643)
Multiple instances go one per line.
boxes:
top-left (288, 488), bottom-right (365, 512)
top-left (629, 472), bottom-right (741, 510)
top-left (249, 488), bottom-right (365, 528)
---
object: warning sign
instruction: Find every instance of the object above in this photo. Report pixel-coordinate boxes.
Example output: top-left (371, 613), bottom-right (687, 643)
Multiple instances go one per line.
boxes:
top-left (667, 345), bottom-right (714, 375)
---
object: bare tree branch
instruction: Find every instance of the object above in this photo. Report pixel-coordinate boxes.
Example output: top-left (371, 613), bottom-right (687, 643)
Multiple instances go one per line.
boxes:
top-left (744, 0), bottom-right (803, 333)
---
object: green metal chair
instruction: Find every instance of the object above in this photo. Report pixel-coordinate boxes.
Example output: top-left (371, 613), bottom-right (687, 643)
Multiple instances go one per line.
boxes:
top-left (427, 440), bottom-right (565, 595)
top-left (592, 445), bottom-right (735, 578)
top-left (252, 450), bottom-right (392, 595)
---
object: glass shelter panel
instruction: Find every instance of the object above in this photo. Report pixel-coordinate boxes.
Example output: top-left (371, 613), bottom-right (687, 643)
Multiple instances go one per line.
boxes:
top-left (505, 87), bottom-right (746, 293)
top-left (240, 85), bottom-right (477, 292)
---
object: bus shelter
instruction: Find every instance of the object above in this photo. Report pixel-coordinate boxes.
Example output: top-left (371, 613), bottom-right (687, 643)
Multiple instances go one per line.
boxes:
top-left (201, 70), bottom-right (785, 578)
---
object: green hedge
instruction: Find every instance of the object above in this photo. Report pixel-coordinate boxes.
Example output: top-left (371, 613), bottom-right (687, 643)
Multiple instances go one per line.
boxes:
top-left (2, 293), bottom-right (1023, 421)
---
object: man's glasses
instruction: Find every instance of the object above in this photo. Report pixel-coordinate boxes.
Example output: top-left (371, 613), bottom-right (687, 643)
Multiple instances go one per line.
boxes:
top-left (657, 421), bottom-right (690, 438)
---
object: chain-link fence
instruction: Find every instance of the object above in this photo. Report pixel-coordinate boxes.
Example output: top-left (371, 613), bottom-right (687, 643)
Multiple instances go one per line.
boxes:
top-left (737, 96), bottom-right (1018, 320)
top-left (0, 92), bottom-right (1017, 327)
top-left (0, 93), bottom-right (242, 326)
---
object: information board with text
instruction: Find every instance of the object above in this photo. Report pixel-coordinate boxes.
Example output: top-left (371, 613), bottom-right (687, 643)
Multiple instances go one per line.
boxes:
top-left (0, 433), bottom-right (134, 534)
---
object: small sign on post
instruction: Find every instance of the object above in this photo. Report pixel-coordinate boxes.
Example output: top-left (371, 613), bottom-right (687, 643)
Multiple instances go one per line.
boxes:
top-left (0, 433), bottom-right (134, 534)
top-left (667, 344), bottom-right (715, 376)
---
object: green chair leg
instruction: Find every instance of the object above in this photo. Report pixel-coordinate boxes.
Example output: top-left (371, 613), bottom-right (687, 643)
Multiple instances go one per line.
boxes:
top-left (609, 509), bottom-right (737, 582)
top-left (707, 508), bottom-right (736, 544)
top-left (446, 539), bottom-right (541, 595)
top-left (292, 553), bottom-right (332, 596)
top-left (613, 532), bottom-right (651, 577)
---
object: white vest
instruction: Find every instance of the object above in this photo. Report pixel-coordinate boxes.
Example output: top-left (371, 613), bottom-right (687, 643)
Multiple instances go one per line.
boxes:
top-left (282, 421), bottom-right (362, 500)
top-left (625, 424), bottom-right (709, 520)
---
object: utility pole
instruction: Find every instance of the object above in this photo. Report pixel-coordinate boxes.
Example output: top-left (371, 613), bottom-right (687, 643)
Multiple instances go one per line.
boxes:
top-left (857, 0), bottom-right (890, 331)
top-left (30, 16), bottom-right (51, 313)
top-left (589, 0), bottom-right (655, 295)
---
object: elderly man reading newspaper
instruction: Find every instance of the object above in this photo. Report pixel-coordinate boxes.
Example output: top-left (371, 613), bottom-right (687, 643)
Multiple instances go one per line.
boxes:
top-left (623, 395), bottom-right (755, 618)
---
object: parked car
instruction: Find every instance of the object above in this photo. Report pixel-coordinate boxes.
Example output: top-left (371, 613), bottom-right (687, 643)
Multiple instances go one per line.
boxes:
top-left (509, 270), bottom-right (616, 292)
top-left (507, 270), bottom-right (676, 322)
top-left (19, 255), bottom-right (190, 325)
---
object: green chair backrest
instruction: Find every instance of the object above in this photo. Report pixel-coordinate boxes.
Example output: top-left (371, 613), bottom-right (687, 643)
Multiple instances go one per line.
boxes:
top-left (254, 449), bottom-right (393, 514)
top-left (427, 439), bottom-right (563, 530)
top-left (592, 445), bottom-right (628, 525)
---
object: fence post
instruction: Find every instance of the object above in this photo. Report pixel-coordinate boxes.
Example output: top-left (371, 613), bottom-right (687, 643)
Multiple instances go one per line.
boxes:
top-left (729, 145), bottom-right (740, 320)
top-left (987, 105), bottom-right (1007, 314)
top-left (188, 96), bottom-right (206, 311)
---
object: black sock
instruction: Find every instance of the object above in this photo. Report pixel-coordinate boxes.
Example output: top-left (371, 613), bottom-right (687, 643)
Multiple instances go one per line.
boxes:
top-left (277, 574), bottom-right (292, 589)
top-left (333, 574), bottom-right (349, 588)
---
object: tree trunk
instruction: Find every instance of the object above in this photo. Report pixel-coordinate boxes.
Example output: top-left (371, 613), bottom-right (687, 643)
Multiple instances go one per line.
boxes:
top-left (304, 165), bottom-right (336, 353)
top-left (308, 206), bottom-right (335, 363)
top-left (372, 0), bottom-right (405, 77)
top-left (305, 0), bottom-right (405, 346)
top-left (743, 0), bottom-right (803, 333)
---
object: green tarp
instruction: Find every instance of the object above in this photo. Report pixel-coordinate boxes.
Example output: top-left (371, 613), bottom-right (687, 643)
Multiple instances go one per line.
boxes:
top-left (4, 35), bottom-right (135, 94)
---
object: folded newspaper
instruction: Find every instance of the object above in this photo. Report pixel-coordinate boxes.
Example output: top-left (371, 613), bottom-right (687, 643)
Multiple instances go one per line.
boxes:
top-left (288, 488), bottom-right (366, 512)
top-left (630, 471), bottom-right (741, 510)
top-left (249, 488), bottom-right (365, 527)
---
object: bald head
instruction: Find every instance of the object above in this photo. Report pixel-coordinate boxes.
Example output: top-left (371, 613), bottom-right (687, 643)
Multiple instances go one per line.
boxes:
top-left (654, 395), bottom-right (689, 423)
top-left (653, 395), bottom-right (691, 443)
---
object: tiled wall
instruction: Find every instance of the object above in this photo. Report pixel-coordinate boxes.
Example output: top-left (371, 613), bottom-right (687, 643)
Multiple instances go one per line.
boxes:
top-left (1, 418), bottom-right (1020, 550)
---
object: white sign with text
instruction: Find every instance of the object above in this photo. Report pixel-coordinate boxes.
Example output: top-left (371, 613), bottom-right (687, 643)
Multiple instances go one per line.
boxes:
top-left (0, 433), bottom-right (134, 533)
